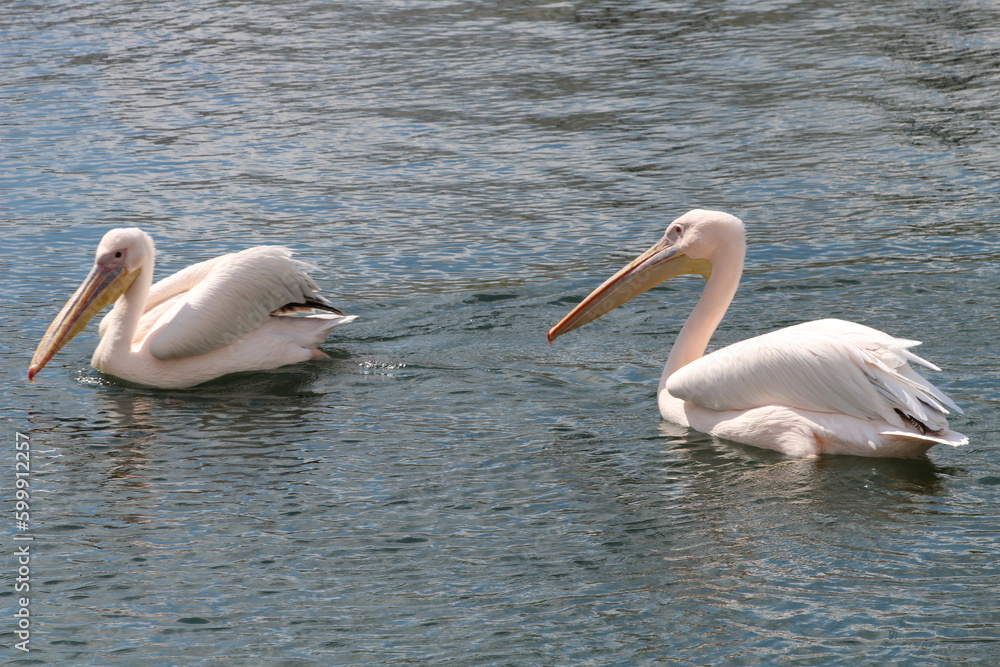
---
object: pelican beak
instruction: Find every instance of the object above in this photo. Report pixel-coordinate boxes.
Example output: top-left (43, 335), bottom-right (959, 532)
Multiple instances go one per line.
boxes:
top-left (547, 234), bottom-right (711, 342)
top-left (28, 264), bottom-right (139, 381)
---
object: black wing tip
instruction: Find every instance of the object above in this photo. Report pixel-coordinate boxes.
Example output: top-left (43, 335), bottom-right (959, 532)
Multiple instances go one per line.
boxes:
top-left (274, 299), bottom-right (346, 316)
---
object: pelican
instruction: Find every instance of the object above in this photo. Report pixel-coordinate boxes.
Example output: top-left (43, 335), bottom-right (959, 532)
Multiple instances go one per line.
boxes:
top-left (29, 228), bottom-right (356, 389)
top-left (548, 209), bottom-right (967, 458)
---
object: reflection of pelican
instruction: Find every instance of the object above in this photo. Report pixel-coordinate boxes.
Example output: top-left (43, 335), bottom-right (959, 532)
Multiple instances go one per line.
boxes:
top-left (30, 228), bottom-right (356, 388)
top-left (548, 209), bottom-right (967, 458)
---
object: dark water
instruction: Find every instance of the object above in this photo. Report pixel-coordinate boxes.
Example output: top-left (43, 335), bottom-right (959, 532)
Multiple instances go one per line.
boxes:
top-left (2, 1), bottom-right (999, 664)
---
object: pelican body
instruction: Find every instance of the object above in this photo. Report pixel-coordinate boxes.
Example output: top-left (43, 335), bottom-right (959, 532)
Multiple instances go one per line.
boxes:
top-left (30, 228), bottom-right (356, 388)
top-left (548, 210), bottom-right (967, 458)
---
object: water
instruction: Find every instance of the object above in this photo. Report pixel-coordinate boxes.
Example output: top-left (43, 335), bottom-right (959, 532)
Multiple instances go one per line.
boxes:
top-left (2, 0), bottom-right (999, 664)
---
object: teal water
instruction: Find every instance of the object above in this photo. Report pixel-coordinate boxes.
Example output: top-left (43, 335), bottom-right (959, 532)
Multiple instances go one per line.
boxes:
top-left (2, 1), bottom-right (999, 664)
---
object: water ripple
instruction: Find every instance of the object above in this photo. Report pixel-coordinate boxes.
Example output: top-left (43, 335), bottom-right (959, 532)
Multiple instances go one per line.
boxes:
top-left (3, 0), bottom-right (999, 665)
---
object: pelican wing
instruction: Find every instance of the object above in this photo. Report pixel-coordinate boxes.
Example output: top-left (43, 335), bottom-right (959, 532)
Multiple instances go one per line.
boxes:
top-left (666, 319), bottom-right (961, 431)
top-left (145, 252), bottom-right (232, 313)
top-left (144, 246), bottom-right (333, 360)
top-left (98, 253), bottom-right (228, 340)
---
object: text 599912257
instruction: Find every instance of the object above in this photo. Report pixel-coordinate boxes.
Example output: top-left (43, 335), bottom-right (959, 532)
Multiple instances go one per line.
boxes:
top-left (13, 431), bottom-right (32, 653)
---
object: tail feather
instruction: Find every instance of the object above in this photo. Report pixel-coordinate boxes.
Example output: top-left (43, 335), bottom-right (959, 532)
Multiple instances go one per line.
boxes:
top-left (879, 429), bottom-right (968, 448)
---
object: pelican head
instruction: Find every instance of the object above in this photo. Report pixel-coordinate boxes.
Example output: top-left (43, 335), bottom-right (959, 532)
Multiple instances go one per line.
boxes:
top-left (547, 209), bottom-right (745, 342)
top-left (29, 228), bottom-right (153, 381)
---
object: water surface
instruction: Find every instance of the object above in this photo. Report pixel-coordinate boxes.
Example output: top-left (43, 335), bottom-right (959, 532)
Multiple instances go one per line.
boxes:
top-left (2, 1), bottom-right (999, 665)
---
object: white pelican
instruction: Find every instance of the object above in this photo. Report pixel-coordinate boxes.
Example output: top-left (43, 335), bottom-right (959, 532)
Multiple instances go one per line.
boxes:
top-left (29, 228), bottom-right (356, 389)
top-left (548, 209), bottom-right (967, 458)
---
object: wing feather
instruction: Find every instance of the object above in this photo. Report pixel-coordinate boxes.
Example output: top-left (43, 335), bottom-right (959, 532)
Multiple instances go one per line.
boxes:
top-left (145, 253), bottom-right (232, 313)
top-left (666, 319), bottom-right (960, 431)
top-left (99, 255), bottom-right (228, 340)
top-left (145, 246), bottom-right (337, 360)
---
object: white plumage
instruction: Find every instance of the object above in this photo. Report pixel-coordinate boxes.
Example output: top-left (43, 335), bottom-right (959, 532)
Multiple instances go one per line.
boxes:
top-left (30, 228), bottom-right (355, 388)
top-left (549, 209), bottom-right (966, 458)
